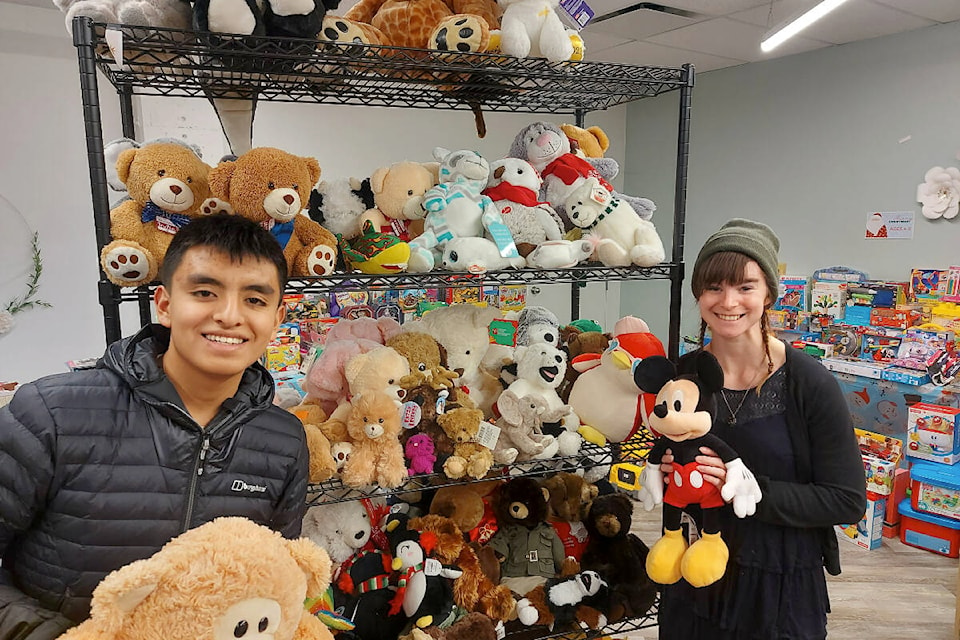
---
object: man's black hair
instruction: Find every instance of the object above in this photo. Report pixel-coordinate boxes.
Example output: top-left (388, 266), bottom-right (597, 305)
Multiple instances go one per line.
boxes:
top-left (160, 214), bottom-right (288, 295)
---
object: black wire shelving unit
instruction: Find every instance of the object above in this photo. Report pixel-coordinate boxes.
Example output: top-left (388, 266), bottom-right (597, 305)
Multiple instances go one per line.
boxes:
top-left (72, 21), bottom-right (684, 631)
top-left (72, 17), bottom-right (694, 357)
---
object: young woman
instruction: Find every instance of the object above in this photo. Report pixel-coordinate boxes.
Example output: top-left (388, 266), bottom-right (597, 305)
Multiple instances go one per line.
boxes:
top-left (657, 218), bottom-right (867, 640)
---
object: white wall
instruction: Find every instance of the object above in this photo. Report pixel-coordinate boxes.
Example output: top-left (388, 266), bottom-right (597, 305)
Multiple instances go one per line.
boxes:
top-left (622, 19), bottom-right (960, 342)
top-left (0, 2), bottom-right (626, 382)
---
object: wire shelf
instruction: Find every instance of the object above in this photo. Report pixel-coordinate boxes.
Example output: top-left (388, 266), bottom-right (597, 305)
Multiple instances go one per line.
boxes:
top-left (306, 440), bottom-right (621, 506)
top-left (114, 263), bottom-right (680, 302)
top-left (514, 601), bottom-right (659, 640)
top-left (78, 20), bottom-right (692, 113)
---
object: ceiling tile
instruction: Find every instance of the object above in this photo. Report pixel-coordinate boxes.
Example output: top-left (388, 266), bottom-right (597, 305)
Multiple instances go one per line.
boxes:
top-left (646, 16), bottom-right (829, 61)
top-left (646, 0), bottom-right (772, 16)
top-left (580, 30), bottom-right (634, 55)
top-left (595, 39), bottom-right (746, 72)
top-left (731, 0), bottom-right (935, 44)
top-left (870, 0), bottom-right (960, 24)
top-left (585, 7), bottom-right (703, 39)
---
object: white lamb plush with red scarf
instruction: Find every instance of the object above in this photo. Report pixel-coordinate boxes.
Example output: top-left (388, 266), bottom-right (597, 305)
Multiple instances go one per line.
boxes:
top-left (483, 158), bottom-right (564, 257)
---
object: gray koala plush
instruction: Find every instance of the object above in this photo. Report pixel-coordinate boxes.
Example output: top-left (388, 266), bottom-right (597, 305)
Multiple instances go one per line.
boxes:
top-left (507, 121), bottom-right (656, 227)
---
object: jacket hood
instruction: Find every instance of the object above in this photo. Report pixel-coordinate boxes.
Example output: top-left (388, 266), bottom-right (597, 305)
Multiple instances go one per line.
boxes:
top-left (99, 324), bottom-right (277, 412)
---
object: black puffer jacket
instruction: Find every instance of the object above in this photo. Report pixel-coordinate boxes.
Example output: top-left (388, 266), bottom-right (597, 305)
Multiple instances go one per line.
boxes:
top-left (0, 324), bottom-right (308, 631)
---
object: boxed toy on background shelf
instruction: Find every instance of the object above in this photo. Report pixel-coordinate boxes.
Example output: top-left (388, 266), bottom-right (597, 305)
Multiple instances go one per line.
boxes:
top-left (892, 326), bottom-right (955, 371)
top-left (837, 498), bottom-right (885, 550)
top-left (860, 328), bottom-right (904, 363)
top-left (856, 428), bottom-right (903, 496)
top-left (881, 366), bottom-right (931, 386)
top-left (820, 356), bottom-right (885, 379)
top-left (774, 276), bottom-right (808, 311)
top-left (898, 499), bottom-right (960, 557)
top-left (810, 280), bottom-right (847, 319)
top-left (821, 325), bottom-right (863, 358)
top-left (906, 402), bottom-right (960, 464)
top-left (265, 323), bottom-right (301, 373)
top-left (910, 459), bottom-right (960, 522)
top-left (910, 268), bottom-right (948, 302)
top-left (498, 285), bottom-right (527, 312)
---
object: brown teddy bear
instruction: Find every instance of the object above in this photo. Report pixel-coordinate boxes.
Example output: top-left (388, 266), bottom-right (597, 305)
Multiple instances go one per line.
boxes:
top-left (541, 472), bottom-right (598, 562)
top-left (341, 391), bottom-right (408, 489)
top-left (438, 406), bottom-right (494, 480)
top-left (208, 147), bottom-right (338, 277)
top-left (357, 161), bottom-right (439, 242)
top-left (557, 328), bottom-right (611, 402)
top-left (559, 124), bottom-right (610, 159)
top-left (100, 141), bottom-right (213, 287)
top-left (387, 332), bottom-right (460, 390)
top-left (58, 517), bottom-right (334, 640)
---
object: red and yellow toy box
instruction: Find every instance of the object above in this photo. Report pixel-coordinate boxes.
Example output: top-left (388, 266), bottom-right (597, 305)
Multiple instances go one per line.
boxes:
top-left (906, 402), bottom-right (960, 464)
top-left (856, 428), bottom-right (903, 496)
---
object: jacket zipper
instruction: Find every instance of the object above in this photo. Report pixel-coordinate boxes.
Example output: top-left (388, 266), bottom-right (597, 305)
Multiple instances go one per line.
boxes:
top-left (165, 401), bottom-right (238, 533)
top-left (182, 435), bottom-right (211, 532)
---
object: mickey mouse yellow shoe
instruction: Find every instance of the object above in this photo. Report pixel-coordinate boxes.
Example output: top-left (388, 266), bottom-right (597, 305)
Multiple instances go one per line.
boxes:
top-left (681, 532), bottom-right (729, 587)
top-left (645, 528), bottom-right (687, 585)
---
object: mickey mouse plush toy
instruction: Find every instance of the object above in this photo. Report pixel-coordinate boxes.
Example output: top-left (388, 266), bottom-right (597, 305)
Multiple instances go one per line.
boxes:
top-left (632, 351), bottom-right (762, 588)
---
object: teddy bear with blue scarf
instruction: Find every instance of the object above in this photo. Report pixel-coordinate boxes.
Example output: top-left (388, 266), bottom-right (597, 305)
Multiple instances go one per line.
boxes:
top-left (407, 147), bottom-right (520, 273)
top-left (100, 140), bottom-right (215, 287)
top-left (209, 147), bottom-right (339, 277)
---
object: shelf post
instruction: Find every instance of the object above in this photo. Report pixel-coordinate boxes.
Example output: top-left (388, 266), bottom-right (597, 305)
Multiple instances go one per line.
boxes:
top-left (117, 85), bottom-right (153, 329)
top-left (74, 16), bottom-right (121, 345)
top-left (668, 63), bottom-right (695, 360)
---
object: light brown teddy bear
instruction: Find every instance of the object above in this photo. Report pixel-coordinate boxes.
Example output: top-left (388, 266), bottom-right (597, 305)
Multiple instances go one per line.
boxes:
top-left (386, 332), bottom-right (459, 390)
top-left (341, 391), bottom-right (408, 489)
top-left (100, 141), bottom-right (213, 287)
top-left (57, 517), bottom-right (334, 640)
top-left (208, 147), bottom-right (338, 277)
top-left (438, 406), bottom-right (493, 480)
top-left (559, 123), bottom-right (611, 159)
top-left (289, 403), bottom-right (339, 483)
top-left (357, 161), bottom-right (439, 243)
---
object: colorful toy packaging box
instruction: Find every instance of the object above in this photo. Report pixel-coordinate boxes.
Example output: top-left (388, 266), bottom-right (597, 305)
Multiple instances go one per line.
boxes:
top-left (774, 276), bottom-right (808, 312)
top-left (856, 428), bottom-right (903, 496)
top-left (906, 402), bottom-right (960, 464)
top-left (837, 498), bottom-right (885, 550)
top-left (910, 459), bottom-right (960, 522)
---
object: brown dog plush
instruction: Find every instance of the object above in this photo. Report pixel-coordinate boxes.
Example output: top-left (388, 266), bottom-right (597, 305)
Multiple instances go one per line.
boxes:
top-left (58, 517), bottom-right (334, 640)
top-left (208, 147), bottom-right (338, 277)
top-left (100, 141), bottom-right (213, 287)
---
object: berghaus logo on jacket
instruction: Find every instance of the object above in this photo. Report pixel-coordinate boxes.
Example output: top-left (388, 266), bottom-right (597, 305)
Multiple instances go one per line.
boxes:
top-left (231, 479), bottom-right (267, 493)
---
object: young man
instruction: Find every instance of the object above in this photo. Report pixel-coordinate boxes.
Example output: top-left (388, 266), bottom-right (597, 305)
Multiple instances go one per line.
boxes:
top-left (0, 214), bottom-right (308, 640)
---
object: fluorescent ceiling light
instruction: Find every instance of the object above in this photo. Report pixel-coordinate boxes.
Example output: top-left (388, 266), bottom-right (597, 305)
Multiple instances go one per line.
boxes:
top-left (760, 0), bottom-right (850, 52)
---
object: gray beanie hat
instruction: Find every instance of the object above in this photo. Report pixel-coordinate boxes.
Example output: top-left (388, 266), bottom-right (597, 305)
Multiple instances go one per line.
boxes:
top-left (693, 218), bottom-right (780, 299)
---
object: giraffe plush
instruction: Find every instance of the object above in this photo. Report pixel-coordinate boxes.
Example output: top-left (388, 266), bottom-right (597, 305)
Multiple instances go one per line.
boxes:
top-left (318, 0), bottom-right (501, 51)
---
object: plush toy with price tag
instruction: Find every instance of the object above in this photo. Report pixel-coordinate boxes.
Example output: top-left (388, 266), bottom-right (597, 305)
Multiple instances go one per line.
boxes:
top-left (483, 158), bottom-right (565, 258)
top-left (408, 148), bottom-right (523, 273)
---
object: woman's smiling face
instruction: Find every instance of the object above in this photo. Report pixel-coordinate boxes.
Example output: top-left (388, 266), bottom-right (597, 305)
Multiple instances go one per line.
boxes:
top-left (697, 259), bottom-right (770, 341)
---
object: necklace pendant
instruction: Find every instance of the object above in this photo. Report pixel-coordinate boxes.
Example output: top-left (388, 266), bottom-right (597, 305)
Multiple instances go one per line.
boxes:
top-left (726, 415), bottom-right (737, 425)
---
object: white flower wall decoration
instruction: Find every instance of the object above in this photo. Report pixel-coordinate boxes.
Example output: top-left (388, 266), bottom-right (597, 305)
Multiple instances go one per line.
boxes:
top-left (917, 166), bottom-right (960, 220)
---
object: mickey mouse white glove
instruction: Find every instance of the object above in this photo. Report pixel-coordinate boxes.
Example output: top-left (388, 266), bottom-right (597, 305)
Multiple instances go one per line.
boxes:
top-left (720, 457), bottom-right (762, 518)
top-left (637, 460), bottom-right (664, 512)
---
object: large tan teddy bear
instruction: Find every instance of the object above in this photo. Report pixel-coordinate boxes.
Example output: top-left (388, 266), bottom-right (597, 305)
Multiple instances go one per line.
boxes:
top-left (56, 517), bottom-right (334, 640)
top-left (100, 141), bottom-right (213, 287)
top-left (209, 147), bottom-right (338, 277)
top-left (357, 160), bottom-right (440, 243)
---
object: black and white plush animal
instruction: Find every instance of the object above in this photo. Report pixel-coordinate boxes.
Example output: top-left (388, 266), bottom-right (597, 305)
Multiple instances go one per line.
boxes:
top-left (192, 0), bottom-right (342, 155)
top-left (309, 177), bottom-right (376, 241)
top-left (516, 570), bottom-right (610, 630)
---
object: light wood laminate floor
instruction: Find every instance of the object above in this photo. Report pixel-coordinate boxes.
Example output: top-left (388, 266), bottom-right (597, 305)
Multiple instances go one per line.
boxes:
top-left (627, 502), bottom-right (958, 639)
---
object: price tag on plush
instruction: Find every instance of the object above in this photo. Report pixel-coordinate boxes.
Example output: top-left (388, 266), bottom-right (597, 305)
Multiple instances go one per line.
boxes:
top-left (474, 421), bottom-right (501, 450)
